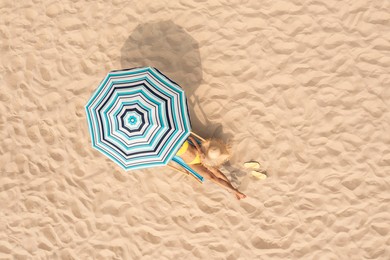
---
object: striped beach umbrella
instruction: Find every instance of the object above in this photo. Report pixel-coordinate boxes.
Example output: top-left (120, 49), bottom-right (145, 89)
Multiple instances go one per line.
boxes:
top-left (85, 67), bottom-right (192, 171)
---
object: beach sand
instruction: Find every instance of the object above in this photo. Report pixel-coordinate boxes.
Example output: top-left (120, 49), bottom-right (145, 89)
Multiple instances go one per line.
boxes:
top-left (1, 0), bottom-right (390, 259)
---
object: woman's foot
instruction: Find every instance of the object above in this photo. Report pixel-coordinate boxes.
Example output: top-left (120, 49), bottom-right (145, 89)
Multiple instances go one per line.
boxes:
top-left (235, 191), bottom-right (246, 200)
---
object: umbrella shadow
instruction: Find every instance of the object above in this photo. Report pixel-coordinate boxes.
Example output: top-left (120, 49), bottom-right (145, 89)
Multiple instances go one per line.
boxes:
top-left (121, 21), bottom-right (249, 187)
top-left (121, 20), bottom-right (210, 136)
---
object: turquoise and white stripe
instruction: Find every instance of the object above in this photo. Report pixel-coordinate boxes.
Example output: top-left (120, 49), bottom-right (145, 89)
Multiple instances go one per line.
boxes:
top-left (85, 67), bottom-right (192, 170)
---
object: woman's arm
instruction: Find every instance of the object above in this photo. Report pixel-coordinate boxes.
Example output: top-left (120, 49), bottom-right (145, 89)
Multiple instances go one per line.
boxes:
top-left (188, 135), bottom-right (230, 182)
top-left (188, 135), bottom-right (202, 155)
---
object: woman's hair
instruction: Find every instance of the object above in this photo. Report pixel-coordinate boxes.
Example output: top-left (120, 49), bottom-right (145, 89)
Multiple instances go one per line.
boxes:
top-left (200, 138), bottom-right (231, 167)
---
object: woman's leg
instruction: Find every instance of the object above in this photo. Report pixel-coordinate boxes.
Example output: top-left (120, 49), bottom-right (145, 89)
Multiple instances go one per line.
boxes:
top-left (206, 166), bottom-right (230, 183)
top-left (190, 164), bottom-right (246, 199)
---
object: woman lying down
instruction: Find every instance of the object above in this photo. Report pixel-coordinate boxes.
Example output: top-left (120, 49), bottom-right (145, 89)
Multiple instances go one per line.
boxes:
top-left (173, 135), bottom-right (247, 200)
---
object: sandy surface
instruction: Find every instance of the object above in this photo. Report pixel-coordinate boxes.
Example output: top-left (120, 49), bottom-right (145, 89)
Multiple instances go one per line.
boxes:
top-left (1, 0), bottom-right (390, 259)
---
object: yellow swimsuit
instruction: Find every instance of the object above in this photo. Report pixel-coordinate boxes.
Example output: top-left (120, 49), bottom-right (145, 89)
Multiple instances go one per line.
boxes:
top-left (176, 140), bottom-right (201, 165)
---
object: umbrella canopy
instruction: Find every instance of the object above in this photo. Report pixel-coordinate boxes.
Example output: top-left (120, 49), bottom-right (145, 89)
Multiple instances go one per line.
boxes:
top-left (85, 67), bottom-right (192, 170)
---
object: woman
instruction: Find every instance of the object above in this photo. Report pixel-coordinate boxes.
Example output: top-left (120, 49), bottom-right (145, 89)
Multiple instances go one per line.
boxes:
top-left (175, 136), bottom-right (247, 200)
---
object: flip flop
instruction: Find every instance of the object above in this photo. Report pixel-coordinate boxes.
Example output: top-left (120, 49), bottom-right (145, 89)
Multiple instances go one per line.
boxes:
top-left (244, 161), bottom-right (261, 169)
top-left (250, 170), bottom-right (267, 180)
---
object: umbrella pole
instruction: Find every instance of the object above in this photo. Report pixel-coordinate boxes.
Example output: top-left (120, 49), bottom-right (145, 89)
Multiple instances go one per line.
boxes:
top-left (167, 164), bottom-right (203, 184)
top-left (190, 131), bottom-right (206, 143)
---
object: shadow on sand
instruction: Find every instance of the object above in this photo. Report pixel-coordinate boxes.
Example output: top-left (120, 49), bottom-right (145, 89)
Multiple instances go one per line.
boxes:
top-left (121, 20), bottom-right (212, 137)
top-left (121, 20), bottom-right (249, 187)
